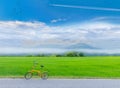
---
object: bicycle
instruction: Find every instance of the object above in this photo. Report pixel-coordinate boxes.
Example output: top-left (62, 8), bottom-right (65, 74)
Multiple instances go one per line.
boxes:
top-left (24, 61), bottom-right (48, 80)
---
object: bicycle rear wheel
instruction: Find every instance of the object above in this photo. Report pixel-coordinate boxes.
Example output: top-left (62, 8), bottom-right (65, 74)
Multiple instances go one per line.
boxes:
top-left (41, 72), bottom-right (48, 80)
top-left (24, 72), bottom-right (33, 80)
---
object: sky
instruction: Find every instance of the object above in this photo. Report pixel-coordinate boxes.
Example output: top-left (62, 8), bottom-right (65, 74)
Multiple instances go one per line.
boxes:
top-left (0, 0), bottom-right (120, 54)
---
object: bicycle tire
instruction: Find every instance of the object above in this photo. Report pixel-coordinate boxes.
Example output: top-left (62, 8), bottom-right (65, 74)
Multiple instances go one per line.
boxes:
top-left (41, 72), bottom-right (48, 80)
top-left (24, 72), bottom-right (33, 80)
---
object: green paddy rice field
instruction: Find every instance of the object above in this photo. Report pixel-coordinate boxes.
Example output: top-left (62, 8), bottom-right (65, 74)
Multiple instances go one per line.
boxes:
top-left (0, 56), bottom-right (120, 78)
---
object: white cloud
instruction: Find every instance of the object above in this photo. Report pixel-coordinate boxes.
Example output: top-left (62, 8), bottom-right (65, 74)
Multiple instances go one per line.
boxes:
top-left (0, 20), bottom-right (120, 54)
top-left (51, 18), bottom-right (66, 23)
top-left (0, 20), bottom-right (120, 41)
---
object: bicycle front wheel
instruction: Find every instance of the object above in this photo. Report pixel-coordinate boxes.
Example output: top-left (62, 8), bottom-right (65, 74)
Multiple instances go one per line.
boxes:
top-left (24, 72), bottom-right (33, 80)
top-left (41, 72), bottom-right (48, 80)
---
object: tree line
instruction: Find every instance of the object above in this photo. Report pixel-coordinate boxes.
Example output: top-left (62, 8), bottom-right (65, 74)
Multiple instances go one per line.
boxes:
top-left (27, 52), bottom-right (85, 57)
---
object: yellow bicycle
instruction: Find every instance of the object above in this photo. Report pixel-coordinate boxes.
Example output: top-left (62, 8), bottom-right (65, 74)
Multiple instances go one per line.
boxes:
top-left (24, 62), bottom-right (48, 80)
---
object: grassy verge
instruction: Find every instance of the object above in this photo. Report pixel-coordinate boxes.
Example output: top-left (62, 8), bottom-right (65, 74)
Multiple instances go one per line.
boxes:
top-left (0, 56), bottom-right (120, 78)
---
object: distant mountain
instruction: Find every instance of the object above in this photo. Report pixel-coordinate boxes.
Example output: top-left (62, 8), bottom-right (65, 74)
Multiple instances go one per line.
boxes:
top-left (31, 43), bottom-right (99, 50)
top-left (66, 43), bottom-right (98, 49)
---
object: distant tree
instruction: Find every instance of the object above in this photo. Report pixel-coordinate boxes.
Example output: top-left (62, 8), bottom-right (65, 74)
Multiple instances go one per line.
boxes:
top-left (78, 52), bottom-right (85, 57)
top-left (64, 52), bottom-right (85, 57)
top-left (65, 52), bottom-right (78, 57)
top-left (55, 54), bottom-right (63, 57)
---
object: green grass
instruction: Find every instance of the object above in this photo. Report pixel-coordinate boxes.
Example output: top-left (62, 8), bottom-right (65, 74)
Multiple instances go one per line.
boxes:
top-left (0, 56), bottom-right (120, 78)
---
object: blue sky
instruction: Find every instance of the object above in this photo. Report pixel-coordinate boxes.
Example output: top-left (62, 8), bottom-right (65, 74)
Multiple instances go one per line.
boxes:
top-left (0, 0), bottom-right (120, 23)
top-left (0, 0), bottom-right (120, 54)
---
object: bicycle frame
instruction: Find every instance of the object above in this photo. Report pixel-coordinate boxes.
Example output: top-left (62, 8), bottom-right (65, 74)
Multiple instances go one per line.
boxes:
top-left (28, 64), bottom-right (44, 76)
top-left (28, 69), bottom-right (42, 76)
